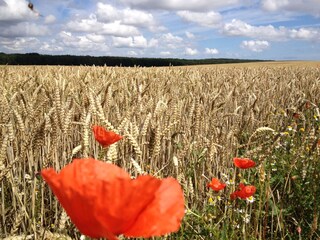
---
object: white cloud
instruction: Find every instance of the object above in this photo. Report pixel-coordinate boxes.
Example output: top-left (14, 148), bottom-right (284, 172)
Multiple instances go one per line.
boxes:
top-left (160, 51), bottom-right (171, 56)
top-left (222, 19), bottom-right (320, 41)
top-left (67, 15), bottom-right (140, 37)
top-left (58, 31), bottom-right (109, 52)
top-left (289, 28), bottom-right (320, 40)
top-left (119, 0), bottom-right (240, 11)
top-left (222, 19), bottom-right (287, 40)
top-left (113, 36), bottom-right (132, 48)
top-left (177, 11), bottom-right (222, 27)
top-left (127, 50), bottom-right (138, 56)
top-left (96, 3), bottom-right (162, 31)
top-left (185, 31), bottom-right (195, 39)
top-left (161, 33), bottom-right (183, 43)
top-left (86, 33), bottom-right (106, 43)
top-left (44, 14), bottom-right (56, 24)
top-left (185, 47), bottom-right (198, 55)
top-left (0, 22), bottom-right (49, 37)
top-left (205, 48), bottom-right (219, 55)
top-left (0, 0), bottom-right (36, 22)
top-left (40, 40), bottom-right (63, 52)
top-left (261, 0), bottom-right (320, 17)
top-left (148, 38), bottom-right (159, 48)
top-left (262, 0), bottom-right (288, 11)
top-left (113, 35), bottom-right (152, 48)
top-left (67, 14), bottom-right (103, 32)
top-left (159, 33), bottom-right (185, 50)
top-left (95, 2), bottom-right (118, 22)
top-left (101, 21), bottom-right (140, 37)
top-left (0, 37), bottom-right (40, 51)
top-left (241, 40), bottom-right (270, 52)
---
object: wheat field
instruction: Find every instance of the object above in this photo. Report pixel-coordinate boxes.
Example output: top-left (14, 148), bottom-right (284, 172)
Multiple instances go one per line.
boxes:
top-left (0, 62), bottom-right (319, 239)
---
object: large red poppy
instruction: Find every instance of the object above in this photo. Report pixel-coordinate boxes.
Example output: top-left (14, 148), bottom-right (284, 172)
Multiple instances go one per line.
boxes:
top-left (207, 178), bottom-right (226, 192)
top-left (230, 183), bottom-right (256, 200)
top-left (41, 158), bottom-right (185, 240)
top-left (233, 157), bottom-right (256, 169)
top-left (92, 125), bottom-right (123, 147)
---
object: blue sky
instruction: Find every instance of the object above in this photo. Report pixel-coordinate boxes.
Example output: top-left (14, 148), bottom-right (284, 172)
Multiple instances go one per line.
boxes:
top-left (0, 0), bottom-right (319, 60)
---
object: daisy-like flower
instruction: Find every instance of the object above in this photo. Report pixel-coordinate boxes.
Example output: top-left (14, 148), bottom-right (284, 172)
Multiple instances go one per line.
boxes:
top-left (226, 179), bottom-right (235, 185)
top-left (246, 196), bottom-right (255, 203)
top-left (242, 213), bottom-right (251, 223)
top-left (207, 178), bottom-right (226, 192)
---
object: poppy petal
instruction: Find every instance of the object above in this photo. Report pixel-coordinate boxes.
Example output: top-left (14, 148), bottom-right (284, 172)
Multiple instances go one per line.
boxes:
top-left (94, 175), bottom-right (162, 235)
top-left (207, 178), bottom-right (226, 191)
top-left (124, 177), bottom-right (185, 237)
top-left (41, 158), bottom-right (185, 239)
top-left (230, 184), bottom-right (256, 200)
top-left (92, 125), bottom-right (123, 147)
top-left (41, 158), bottom-right (129, 238)
top-left (233, 158), bottom-right (256, 169)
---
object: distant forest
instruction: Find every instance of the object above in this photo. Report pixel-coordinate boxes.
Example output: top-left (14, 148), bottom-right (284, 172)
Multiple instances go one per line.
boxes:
top-left (0, 52), bottom-right (270, 67)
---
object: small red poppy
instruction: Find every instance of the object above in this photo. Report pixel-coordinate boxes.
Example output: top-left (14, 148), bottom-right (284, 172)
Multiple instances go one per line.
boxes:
top-left (305, 101), bottom-right (311, 109)
top-left (230, 183), bottom-right (256, 200)
top-left (233, 158), bottom-right (256, 169)
top-left (41, 158), bottom-right (185, 240)
top-left (92, 125), bottom-right (123, 147)
top-left (207, 178), bottom-right (226, 192)
top-left (293, 113), bottom-right (300, 119)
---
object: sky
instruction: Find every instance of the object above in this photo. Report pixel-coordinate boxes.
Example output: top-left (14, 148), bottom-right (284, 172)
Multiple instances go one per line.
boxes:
top-left (0, 0), bottom-right (319, 60)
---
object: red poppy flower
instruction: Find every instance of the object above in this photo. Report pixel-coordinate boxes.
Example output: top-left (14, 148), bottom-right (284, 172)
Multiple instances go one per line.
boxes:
top-left (233, 158), bottom-right (256, 169)
top-left (207, 178), bottom-right (226, 191)
top-left (92, 125), bottom-right (123, 147)
top-left (305, 101), bottom-right (311, 109)
top-left (230, 183), bottom-right (256, 200)
top-left (293, 113), bottom-right (300, 119)
top-left (41, 158), bottom-right (185, 240)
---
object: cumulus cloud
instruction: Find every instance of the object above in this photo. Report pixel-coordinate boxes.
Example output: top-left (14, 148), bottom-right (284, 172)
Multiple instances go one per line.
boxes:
top-left (58, 31), bottom-right (109, 52)
top-left (161, 33), bottom-right (183, 43)
top-left (159, 33), bottom-right (185, 49)
top-left (177, 11), bottom-right (222, 27)
top-left (119, 0), bottom-right (240, 11)
top-left (160, 51), bottom-right (171, 56)
top-left (185, 47), bottom-right (198, 55)
top-left (112, 35), bottom-right (157, 48)
top-left (0, 22), bottom-right (49, 37)
top-left (0, 0), bottom-right (36, 22)
top-left (86, 33), bottom-right (106, 43)
top-left (101, 21), bottom-right (140, 37)
top-left (67, 14), bottom-right (103, 32)
top-left (67, 15), bottom-right (140, 37)
top-left (205, 48), bottom-right (219, 55)
top-left (262, 0), bottom-right (320, 17)
top-left (96, 3), bottom-right (162, 31)
top-left (222, 19), bottom-right (320, 41)
top-left (222, 19), bottom-right (287, 40)
top-left (262, 0), bottom-right (288, 11)
top-left (185, 31), bottom-right (195, 39)
top-left (127, 50), bottom-right (138, 56)
top-left (289, 28), bottom-right (320, 41)
top-left (0, 37), bottom-right (40, 51)
top-left (44, 14), bottom-right (56, 24)
top-left (40, 40), bottom-right (63, 52)
top-left (241, 40), bottom-right (270, 52)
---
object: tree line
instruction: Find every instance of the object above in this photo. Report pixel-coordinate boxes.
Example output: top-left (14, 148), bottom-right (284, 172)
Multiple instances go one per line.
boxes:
top-left (0, 52), bottom-right (269, 67)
